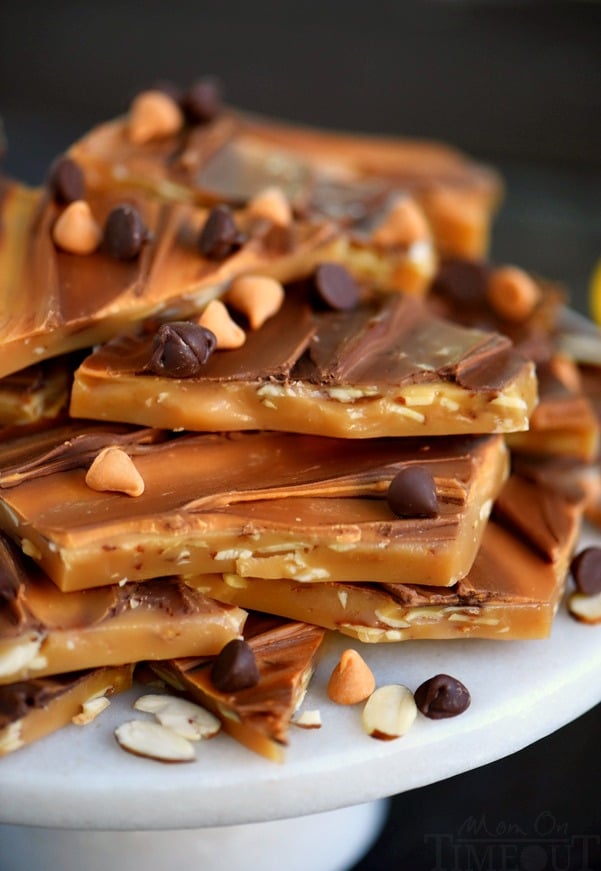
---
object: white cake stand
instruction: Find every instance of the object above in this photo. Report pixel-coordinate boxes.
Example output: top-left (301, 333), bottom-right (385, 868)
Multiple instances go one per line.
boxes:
top-left (1, 525), bottom-right (601, 871)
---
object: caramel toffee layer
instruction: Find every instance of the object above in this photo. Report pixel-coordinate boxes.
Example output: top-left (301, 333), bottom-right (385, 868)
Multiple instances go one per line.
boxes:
top-left (71, 288), bottom-right (537, 438)
top-left (152, 614), bottom-right (325, 762)
top-left (0, 533), bottom-right (246, 684)
top-left (192, 475), bottom-right (583, 642)
top-left (0, 358), bottom-right (72, 426)
top-left (0, 425), bottom-right (508, 590)
top-left (0, 664), bottom-right (133, 756)
top-left (0, 177), bottom-right (339, 378)
top-left (69, 106), bottom-right (502, 258)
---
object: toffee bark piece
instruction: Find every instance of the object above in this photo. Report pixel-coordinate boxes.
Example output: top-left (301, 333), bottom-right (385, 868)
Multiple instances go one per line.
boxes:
top-left (0, 424), bottom-right (508, 591)
top-left (70, 289), bottom-right (537, 438)
top-left (0, 358), bottom-right (71, 426)
top-left (68, 104), bottom-right (501, 259)
top-left (152, 614), bottom-right (325, 762)
top-left (0, 664), bottom-right (133, 757)
top-left (0, 177), bottom-right (340, 378)
top-left (191, 475), bottom-right (583, 642)
top-left (0, 533), bottom-right (246, 684)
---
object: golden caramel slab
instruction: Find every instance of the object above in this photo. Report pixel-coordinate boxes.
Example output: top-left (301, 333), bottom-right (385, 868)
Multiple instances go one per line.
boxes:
top-left (0, 533), bottom-right (246, 684)
top-left (0, 664), bottom-right (133, 757)
top-left (71, 287), bottom-right (537, 438)
top-left (191, 476), bottom-right (583, 642)
top-left (0, 425), bottom-right (508, 591)
top-left (152, 615), bottom-right (325, 762)
top-left (0, 177), bottom-right (340, 378)
top-left (0, 358), bottom-right (72, 426)
top-left (69, 101), bottom-right (501, 258)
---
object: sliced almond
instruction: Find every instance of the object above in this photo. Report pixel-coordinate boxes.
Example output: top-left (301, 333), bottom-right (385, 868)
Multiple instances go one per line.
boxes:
top-left (128, 90), bottom-right (184, 145)
top-left (361, 684), bottom-right (417, 740)
top-left (52, 200), bottom-right (101, 255)
top-left (198, 299), bottom-right (246, 349)
top-left (293, 709), bottom-right (322, 729)
top-left (327, 648), bottom-right (375, 705)
top-left (72, 695), bottom-right (111, 725)
top-left (115, 720), bottom-right (195, 762)
top-left (226, 275), bottom-right (285, 330)
top-left (85, 447), bottom-right (145, 497)
top-left (134, 694), bottom-right (221, 740)
top-left (567, 590), bottom-right (601, 624)
top-left (247, 186), bottom-right (292, 226)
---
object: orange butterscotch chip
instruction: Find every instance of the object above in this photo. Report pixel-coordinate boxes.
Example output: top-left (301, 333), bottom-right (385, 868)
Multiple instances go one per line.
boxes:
top-left (487, 265), bottom-right (541, 323)
top-left (371, 197), bottom-right (431, 249)
top-left (52, 200), bottom-right (101, 255)
top-left (85, 446), bottom-right (145, 497)
top-left (226, 275), bottom-right (285, 329)
top-left (327, 649), bottom-right (376, 705)
top-left (198, 300), bottom-right (246, 349)
top-left (128, 90), bottom-right (184, 145)
top-left (247, 186), bottom-right (292, 227)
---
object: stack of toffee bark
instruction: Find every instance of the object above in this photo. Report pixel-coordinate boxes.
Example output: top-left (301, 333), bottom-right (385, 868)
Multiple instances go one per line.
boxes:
top-left (1, 79), bottom-right (600, 762)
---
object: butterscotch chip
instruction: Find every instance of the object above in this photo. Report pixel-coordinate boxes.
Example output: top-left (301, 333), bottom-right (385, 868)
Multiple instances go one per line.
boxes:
top-left (371, 197), bottom-right (431, 248)
top-left (128, 90), bottom-right (184, 145)
top-left (85, 446), bottom-right (145, 497)
top-left (52, 200), bottom-right (101, 255)
top-left (247, 187), bottom-right (292, 227)
top-left (198, 299), bottom-right (246, 349)
top-left (487, 265), bottom-right (541, 322)
top-left (226, 275), bottom-right (285, 329)
top-left (327, 649), bottom-right (375, 705)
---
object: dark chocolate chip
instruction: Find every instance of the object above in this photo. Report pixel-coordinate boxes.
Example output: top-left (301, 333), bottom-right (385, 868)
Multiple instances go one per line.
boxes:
top-left (211, 639), bottom-right (260, 693)
top-left (571, 547), bottom-right (601, 596)
top-left (147, 322), bottom-right (217, 377)
top-left (103, 204), bottom-right (148, 260)
top-left (432, 258), bottom-right (490, 306)
top-left (387, 466), bottom-right (439, 518)
top-left (198, 204), bottom-right (240, 260)
top-left (182, 77), bottom-right (223, 124)
top-left (47, 156), bottom-right (85, 204)
top-left (414, 674), bottom-right (471, 719)
top-left (313, 263), bottom-right (360, 311)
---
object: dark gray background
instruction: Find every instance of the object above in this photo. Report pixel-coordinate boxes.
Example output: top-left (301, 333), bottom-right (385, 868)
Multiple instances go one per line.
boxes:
top-left (1, 3), bottom-right (600, 869)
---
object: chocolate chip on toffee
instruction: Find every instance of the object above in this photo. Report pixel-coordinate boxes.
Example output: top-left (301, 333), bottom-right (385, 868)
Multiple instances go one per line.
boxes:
top-left (313, 262), bottom-right (360, 311)
top-left (198, 204), bottom-right (241, 260)
top-left (47, 156), bottom-right (85, 204)
top-left (432, 258), bottom-right (490, 306)
top-left (414, 674), bottom-right (471, 719)
top-left (570, 547), bottom-right (601, 596)
top-left (103, 204), bottom-right (148, 260)
top-left (211, 638), bottom-right (260, 693)
top-left (183, 77), bottom-right (223, 125)
top-left (387, 466), bottom-right (439, 518)
top-left (147, 322), bottom-right (217, 377)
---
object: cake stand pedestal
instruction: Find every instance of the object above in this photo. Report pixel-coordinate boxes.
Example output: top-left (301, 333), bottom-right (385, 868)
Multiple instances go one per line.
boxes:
top-left (2, 526), bottom-right (601, 871)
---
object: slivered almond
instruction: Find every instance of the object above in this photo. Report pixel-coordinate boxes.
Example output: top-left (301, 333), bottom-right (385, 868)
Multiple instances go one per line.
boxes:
top-left (115, 720), bottom-right (195, 762)
top-left (134, 694), bottom-right (221, 740)
top-left (85, 447), bottom-right (145, 497)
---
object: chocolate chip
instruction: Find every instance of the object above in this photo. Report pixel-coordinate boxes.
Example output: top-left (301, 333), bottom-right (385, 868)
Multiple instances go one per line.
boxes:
top-left (47, 156), bottom-right (85, 204)
top-left (414, 674), bottom-right (471, 719)
top-left (182, 77), bottom-right (223, 124)
top-left (198, 204), bottom-right (241, 260)
top-left (387, 466), bottom-right (439, 518)
top-left (211, 639), bottom-right (260, 693)
top-left (313, 263), bottom-right (360, 311)
top-left (432, 258), bottom-right (490, 306)
top-left (103, 204), bottom-right (149, 260)
top-left (147, 322), bottom-right (217, 377)
top-left (571, 547), bottom-right (601, 596)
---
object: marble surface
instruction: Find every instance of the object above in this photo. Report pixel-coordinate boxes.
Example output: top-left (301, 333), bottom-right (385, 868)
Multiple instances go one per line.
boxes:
top-left (1, 526), bottom-right (601, 832)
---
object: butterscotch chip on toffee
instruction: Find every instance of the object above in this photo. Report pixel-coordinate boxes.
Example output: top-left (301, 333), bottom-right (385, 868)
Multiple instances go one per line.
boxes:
top-left (0, 664), bottom-right (133, 757)
top-left (71, 286), bottom-right (537, 439)
top-left (68, 96), bottom-right (501, 259)
top-left (190, 475), bottom-right (583, 643)
top-left (0, 423), bottom-right (507, 591)
top-left (0, 177), bottom-right (340, 379)
top-left (151, 614), bottom-right (326, 762)
top-left (0, 532), bottom-right (247, 684)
